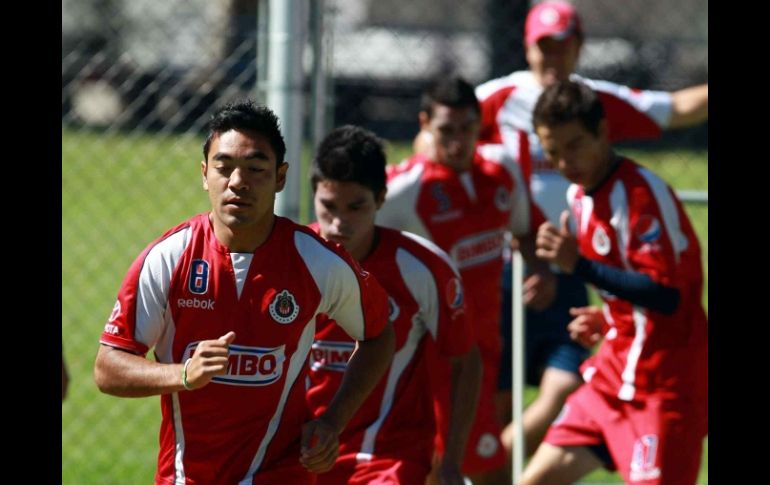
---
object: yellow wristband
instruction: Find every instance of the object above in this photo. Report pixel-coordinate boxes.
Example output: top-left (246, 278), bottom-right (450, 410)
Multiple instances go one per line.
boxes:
top-left (181, 358), bottom-right (194, 391)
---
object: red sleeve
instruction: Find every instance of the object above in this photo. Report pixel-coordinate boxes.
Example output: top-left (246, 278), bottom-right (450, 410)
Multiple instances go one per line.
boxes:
top-left (625, 184), bottom-right (678, 287)
top-left (598, 91), bottom-right (663, 142)
top-left (435, 271), bottom-right (474, 358)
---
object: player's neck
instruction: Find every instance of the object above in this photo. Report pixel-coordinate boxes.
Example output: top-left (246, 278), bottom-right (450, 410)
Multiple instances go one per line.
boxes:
top-left (209, 212), bottom-right (276, 253)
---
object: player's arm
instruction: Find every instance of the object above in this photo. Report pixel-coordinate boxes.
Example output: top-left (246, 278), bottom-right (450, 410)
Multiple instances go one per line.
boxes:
top-left (536, 211), bottom-right (679, 314)
top-left (518, 232), bottom-right (557, 311)
top-left (668, 83), bottom-right (708, 129)
top-left (94, 331), bottom-right (236, 397)
top-left (301, 321), bottom-right (395, 472)
top-left (439, 345), bottom-right (482, 483)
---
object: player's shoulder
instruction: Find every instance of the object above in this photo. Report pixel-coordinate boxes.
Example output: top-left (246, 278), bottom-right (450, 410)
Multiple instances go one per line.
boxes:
top-left (386, 227), bottom-right (460, 276)
top-left (476, 70), bottom-right (534, 100)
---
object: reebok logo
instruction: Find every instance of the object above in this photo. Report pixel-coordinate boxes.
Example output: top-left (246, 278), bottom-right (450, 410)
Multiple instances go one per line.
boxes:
top-left (177, 298), bottom-right (215, 310)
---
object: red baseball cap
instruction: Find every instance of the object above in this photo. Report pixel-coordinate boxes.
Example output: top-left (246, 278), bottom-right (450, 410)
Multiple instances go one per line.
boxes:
top-left (525, 1), bottom-right (583, 46)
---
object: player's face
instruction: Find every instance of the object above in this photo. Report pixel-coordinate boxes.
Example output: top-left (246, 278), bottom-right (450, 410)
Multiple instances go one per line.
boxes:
top-left (202, 129), bottom-right (288, 242)
top-left (314, 179), bottom-right (384, 261)
top-left (536, 119), bottom-right (611, 191)
top-left (527, 35), bottom-right (581, 87)
top-left (420, 104), bottom-right (480, 172)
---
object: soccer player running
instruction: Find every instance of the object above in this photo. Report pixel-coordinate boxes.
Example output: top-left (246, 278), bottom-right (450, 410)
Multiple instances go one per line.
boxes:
top-left (378, 76), bottom-right (554, 484)
top-left (417, 0), bottom-right (709, 461)
top-left (306, 125), bottom-right (482, 485)
top-left (93, 101), bottom-right (395, 484)
top-left (521, 80), bottom-right (707, 485)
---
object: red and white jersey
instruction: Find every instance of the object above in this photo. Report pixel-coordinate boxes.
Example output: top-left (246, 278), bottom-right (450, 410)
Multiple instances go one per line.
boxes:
top-left (476, 70), bottom-right (673, 225)
top-left (376, 148), bottom-right (543, 354)
top-left (99, 214), bottom-right (388, 485)
top-left (306, 225), bottom-right (472, 466)
top-left (567, 158), bottom-right (707, 402)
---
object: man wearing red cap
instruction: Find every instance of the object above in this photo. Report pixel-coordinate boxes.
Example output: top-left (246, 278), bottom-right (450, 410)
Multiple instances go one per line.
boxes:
top-left (415, 0), bottom-right (708, 466)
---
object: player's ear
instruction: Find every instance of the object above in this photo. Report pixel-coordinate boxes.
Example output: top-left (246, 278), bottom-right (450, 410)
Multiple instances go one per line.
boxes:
top-left (597, 119), bottom-right (609, 141)
top-left (375, 188), bottom-right (387, 210)
top-left (201, 160), bottom-right (209, 191)
top-left (418, 111), bottom-right (430, 130)
top-left (275, 162), bottom-right (289, 192)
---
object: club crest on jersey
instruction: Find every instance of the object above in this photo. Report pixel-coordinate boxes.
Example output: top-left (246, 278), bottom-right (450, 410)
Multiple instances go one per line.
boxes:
top-left (188, 259), bottom-right (210, 294)
top-left (269, 289), bottom-right (300, 324)
top-left (634, 215), bottom-right (661, 243)
top-left (494, 186), bottom-right (511, 212)
top-left (388, 296), bottom-right (400, 323)
top-left (445, 277), bottom-right (464, 309)
top-left (592, 225), bottom-right (611, 256)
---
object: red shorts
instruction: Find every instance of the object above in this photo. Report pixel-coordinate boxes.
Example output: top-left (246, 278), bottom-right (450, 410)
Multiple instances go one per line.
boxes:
top-left (433, 342), bottom-right (505, 474)
top-left (316, 454), bottom-right (430, 485)
top-left (544, 384), bottom-right (707, 484)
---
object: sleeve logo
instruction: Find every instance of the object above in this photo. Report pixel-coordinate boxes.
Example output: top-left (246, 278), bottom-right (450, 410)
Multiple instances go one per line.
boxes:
top-left (445, 277), bottom-right (464, 309)
top-left (634, 215), bottom-right (661, 243)
top-left (388, 296), bottom-right (400, 323)
top-left (269, 289), bottom-right (300, 324)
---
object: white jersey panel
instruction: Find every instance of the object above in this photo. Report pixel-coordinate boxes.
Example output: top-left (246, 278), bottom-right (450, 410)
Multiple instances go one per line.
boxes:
top-left (135, 227), bottom-right (192, 353)
top-left (378, 163), bottom-right (430, 238)
top-left (294, 231), bottom-right (367, 341)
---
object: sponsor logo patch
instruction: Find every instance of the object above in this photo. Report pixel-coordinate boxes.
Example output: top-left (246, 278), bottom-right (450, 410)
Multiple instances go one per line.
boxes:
top-left (450, 230), bottom-right (505, 269)
top-left (269, 289), bottom-right (300, 324)
top-left (183, 342), bottom-right (285, 386)
top-left (309, 341), bottom-right (356, 372)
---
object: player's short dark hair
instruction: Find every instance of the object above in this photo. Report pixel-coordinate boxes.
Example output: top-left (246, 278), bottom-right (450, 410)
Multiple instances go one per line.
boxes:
top-left (533, 80), bottom-right (605, 136)
top-left (420, 76), bottom-right (481, 118)
top-left (203, 100), bottom-right (287, 165)
top-left (311, 125), bottom-right (387, 196)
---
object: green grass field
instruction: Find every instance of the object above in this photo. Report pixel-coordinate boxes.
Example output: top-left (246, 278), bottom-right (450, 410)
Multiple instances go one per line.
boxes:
top-left (62, 127), bottom-right (707, 484)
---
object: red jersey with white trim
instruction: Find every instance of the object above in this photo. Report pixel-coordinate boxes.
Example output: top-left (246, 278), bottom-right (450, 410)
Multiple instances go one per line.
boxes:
top-left (99, 214), bottom-right (388, 485)
top-left (476, 70), bottom-right (673, 225)
top-left (567, 158), bottom-right (707, 402)
top-left (376, 147), bottom-right (543, 355)
top-left (306, 225), bottom-right (472, 467)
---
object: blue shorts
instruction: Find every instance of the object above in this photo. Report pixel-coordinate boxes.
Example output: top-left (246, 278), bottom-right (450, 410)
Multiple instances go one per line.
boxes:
top-left (498, 260), bottom-right (590, 390)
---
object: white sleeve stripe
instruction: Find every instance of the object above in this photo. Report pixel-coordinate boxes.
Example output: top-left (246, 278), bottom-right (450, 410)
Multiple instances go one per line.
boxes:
top-left (172, 392), bottom-right (186, 484)
top-left (609, 181), bottom-right (632, 270)
top-left (294, 231), bottom-right (367, 341)
top-left (357, 305), bottom-right (427, 457)
top-left (135, 227), bottom-right (192, 348)
top-left (396, 248), bottom-right (439, 338)
top-left (377, 164), bottom-right (430, 239)
top-left (399, 231), bottom-right (461, 278)
top-left (617, 306), bottom-right (648, 401)
top-left (241, 321), bottom-right (317, 480)
top-left (638, 167), bottom-right (687, 263)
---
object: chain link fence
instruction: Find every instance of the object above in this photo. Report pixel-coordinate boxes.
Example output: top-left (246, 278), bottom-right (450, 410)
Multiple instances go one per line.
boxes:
top-left (62, 1), bottom-right (707, 482)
